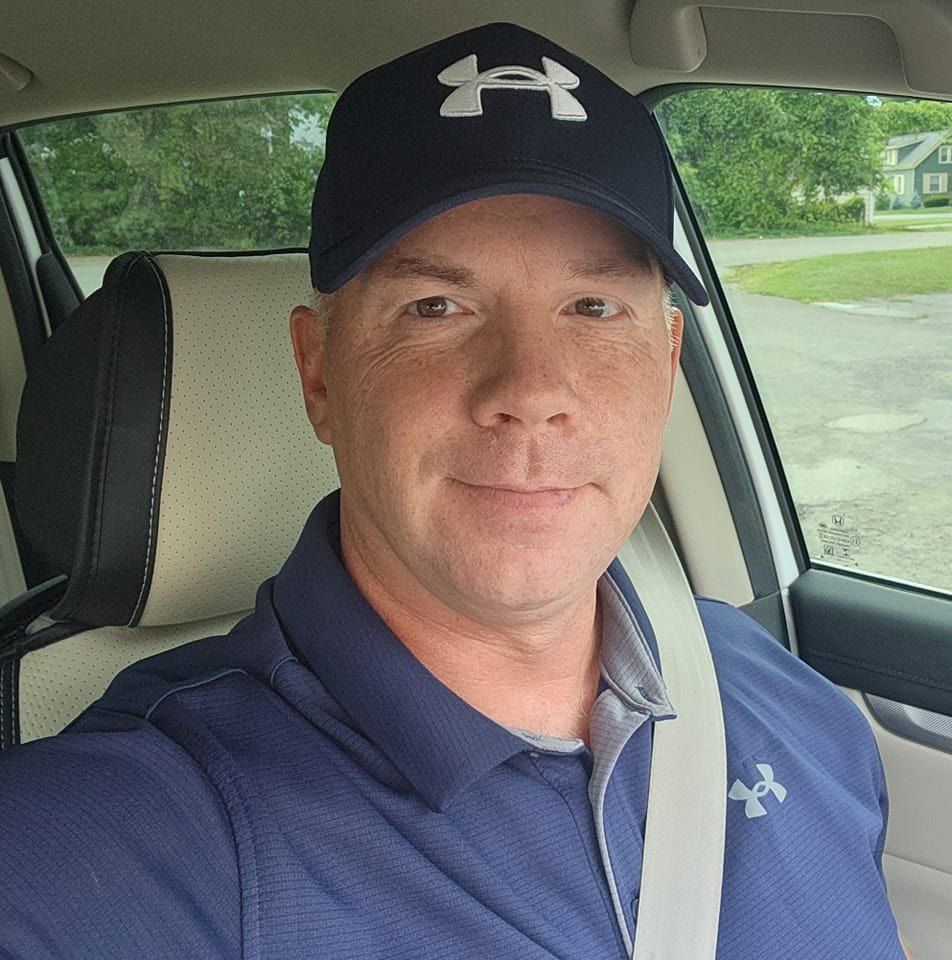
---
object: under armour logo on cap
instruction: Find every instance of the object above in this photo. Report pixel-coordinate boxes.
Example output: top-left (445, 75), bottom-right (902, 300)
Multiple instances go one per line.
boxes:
top-left (728, 763), bottom-right (788, 819)
top-left (438, 53), bottom-right (587, 121)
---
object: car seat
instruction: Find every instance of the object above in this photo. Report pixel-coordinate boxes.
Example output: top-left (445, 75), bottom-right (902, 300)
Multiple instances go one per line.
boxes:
top-left (0, 250), bottom-right (338, 747)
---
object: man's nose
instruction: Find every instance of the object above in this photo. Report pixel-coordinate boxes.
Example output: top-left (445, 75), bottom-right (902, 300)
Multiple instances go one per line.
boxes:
top-left (469, 311), bottom-right (579, 431)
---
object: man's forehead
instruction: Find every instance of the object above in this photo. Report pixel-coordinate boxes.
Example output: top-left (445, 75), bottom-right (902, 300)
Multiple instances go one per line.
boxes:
top-left (363, 244), bottom-right (657, 295)
top-left (356, 194), bottom-right (658, 285)
top-left (562, 247), bottom-right (658, 278)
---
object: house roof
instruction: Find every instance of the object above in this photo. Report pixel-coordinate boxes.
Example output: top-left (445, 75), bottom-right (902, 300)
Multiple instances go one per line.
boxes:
top-left (886, 132), bottom-right (929, 149)
top-left (887, 130), bottom-right (952, 169)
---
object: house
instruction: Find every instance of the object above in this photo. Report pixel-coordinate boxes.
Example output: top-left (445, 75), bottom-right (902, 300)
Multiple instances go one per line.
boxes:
top-left (883, 130), bottom-right (952, 206)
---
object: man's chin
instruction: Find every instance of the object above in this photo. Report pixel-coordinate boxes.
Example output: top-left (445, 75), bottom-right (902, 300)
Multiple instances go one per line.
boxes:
top-left (430, 540), bottom-right (610, 621)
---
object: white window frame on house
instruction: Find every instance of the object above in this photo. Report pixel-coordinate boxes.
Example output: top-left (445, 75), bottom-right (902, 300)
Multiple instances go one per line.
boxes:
top-left (939, 145), bottom-right (952, 163)
top-left (923, 172), bottom-right (948, 194)
top-left (891, 174), bottom-right (905, 194)
top-left (884, 147), bottom-right (899, 165)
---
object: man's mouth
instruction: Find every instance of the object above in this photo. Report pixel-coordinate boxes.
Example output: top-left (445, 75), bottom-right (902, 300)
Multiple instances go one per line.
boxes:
top-left (451, 480), bottom-right (585, 509)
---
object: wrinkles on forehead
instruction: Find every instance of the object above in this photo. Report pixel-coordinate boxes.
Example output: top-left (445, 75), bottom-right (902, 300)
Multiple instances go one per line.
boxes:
top-left (365, 255), bottom-right (477, 288)
top-left (561, 251), bottom-right (656, 282)
top-left (363, 245), bottom-right (659, 291)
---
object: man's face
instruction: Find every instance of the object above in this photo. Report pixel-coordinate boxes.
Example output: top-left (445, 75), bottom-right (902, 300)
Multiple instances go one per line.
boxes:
top-left (292, 194), bottom-right (683, 623)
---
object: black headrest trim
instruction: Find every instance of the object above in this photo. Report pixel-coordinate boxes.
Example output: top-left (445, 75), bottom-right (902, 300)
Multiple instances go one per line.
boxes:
top-left (15, 252), bottom-right (173, 627)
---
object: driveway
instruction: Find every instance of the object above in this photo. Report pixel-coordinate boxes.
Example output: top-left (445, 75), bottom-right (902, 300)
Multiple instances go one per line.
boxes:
top-left (727, 286), bottom-right (952, 593)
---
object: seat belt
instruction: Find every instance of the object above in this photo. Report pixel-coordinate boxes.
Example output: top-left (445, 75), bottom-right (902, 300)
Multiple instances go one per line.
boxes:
top-left (616, 503), bottom-right (727, 960)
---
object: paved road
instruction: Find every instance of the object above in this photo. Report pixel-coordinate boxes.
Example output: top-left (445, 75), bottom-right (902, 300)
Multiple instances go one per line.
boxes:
top-left (709, 230), bottom-right (952, 268)
top-left (701, 229), bottom-right (952, 591)
top-left (729, 286), bottom-right (952, 593)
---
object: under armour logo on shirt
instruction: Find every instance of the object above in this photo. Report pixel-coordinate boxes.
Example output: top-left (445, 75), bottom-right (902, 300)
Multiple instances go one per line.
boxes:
top-left (729, 763), bottom-right (787, 819)
top-left (437, 54), bottom-right (588, 121)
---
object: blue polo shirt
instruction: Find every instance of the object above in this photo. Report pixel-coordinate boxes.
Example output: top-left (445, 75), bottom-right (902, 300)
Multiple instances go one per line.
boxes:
top-left (0, 491), bottom-right (903, 958)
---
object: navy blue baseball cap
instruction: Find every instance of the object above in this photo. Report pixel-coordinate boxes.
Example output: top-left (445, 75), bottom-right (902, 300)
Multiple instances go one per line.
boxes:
top-left (308, 22), bottom-right (709, 306)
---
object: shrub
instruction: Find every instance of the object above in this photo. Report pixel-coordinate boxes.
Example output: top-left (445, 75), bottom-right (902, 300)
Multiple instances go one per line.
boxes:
top-left (923, 195), bottom-right (950, 208)
top-left (840, 196), bottom-right (867, 222)
top-left (793, 196), bottom-right (866, 225)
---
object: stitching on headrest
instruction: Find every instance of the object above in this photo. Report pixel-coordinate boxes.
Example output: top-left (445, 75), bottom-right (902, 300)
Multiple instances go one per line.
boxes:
top-left (128, 257), bottom-right (170, 627)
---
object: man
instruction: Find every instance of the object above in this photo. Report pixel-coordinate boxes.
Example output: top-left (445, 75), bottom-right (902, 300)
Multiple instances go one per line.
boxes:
top-left (0, 22), bottom-right (907, 959)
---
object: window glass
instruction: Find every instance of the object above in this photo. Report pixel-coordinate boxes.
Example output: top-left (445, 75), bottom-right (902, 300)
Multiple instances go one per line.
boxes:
top-left (19, 92), bottom-right (339, 294)
top-left (658, 90), bottom-right (952, 593)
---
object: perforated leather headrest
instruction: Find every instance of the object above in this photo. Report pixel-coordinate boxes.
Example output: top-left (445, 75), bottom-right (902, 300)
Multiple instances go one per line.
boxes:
top-left (15, 251), bottom-right (339, 627)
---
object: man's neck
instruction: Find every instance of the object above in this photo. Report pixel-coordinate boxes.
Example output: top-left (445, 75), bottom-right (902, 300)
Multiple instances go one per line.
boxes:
top-left (396, 597), bottom-right (604, 745)
top-left (340, 530), bottom-right (603, 744)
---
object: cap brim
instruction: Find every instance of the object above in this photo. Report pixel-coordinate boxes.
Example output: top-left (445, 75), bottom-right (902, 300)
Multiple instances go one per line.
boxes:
top-left (311, 169), bottom-right (709, 307)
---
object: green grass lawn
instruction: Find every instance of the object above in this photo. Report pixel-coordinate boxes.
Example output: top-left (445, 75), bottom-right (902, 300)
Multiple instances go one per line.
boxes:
top-left (874, 205), bottom-right (952, 216)
top-left (725, 245), bottom-right (952, 302)
top-left (872, 218), bottom-right (952, 234)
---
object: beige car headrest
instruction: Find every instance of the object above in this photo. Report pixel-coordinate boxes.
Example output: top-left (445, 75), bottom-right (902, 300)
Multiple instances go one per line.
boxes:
top-left (15, 251), bottom-right (339, 627)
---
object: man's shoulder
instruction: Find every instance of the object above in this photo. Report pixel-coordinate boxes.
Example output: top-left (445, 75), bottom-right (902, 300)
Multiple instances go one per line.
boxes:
top-left (1, 711), bottom-right (226, 814)
top-left (0, 718), bottom-right (241, 957)
top-left (696, 596), bottom-right (886, 810)
top-left (0, 605), bottom-right (294, 829)
top-left (695, 601), bottom-right (899, 956)
top-left (696, 595), bottom-right (874, 731)
top-left (0, 603), bottom-right (297, 955)
top-left (696, 594), bottom-right (860, 724)
top-left (67, 600), bottom-right (294, 731)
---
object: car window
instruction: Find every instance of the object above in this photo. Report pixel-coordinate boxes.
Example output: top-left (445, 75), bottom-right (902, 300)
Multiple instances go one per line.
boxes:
top-left (657, 89), bottom-right (952, 595)
top-left (18, 92), bottom-right (339, 294)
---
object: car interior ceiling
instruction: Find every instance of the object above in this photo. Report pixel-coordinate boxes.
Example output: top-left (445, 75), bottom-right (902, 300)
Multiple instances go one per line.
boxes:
top-left (0, 3), bottom-right (945, 128)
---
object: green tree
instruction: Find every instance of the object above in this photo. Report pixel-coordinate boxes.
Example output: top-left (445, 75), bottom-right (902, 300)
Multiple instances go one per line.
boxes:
top-left (872, 99), bottom-right (952, 139)
top-left (20, 115), bottom-right (138, 250)
top-left (659, 89), bottom-right (794, 231)
top-left (783, 92), bottom-right (884, 200)
top-left (20, 93), bottom-right (338, 253)
top-left (657, 89), bottom-right (883, 233)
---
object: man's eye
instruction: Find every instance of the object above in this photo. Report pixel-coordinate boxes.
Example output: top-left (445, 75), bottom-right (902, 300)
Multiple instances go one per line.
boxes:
top-left (566, 296), bottom-right (625, 319)
top-left (405, 296), bottom-right (465, 318)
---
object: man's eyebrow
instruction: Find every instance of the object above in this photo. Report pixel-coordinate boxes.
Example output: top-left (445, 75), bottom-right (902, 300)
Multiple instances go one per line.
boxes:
top-left (560, 253), bottom-right (654, 280)
top-left (367, 255), bottom-right (478, 286)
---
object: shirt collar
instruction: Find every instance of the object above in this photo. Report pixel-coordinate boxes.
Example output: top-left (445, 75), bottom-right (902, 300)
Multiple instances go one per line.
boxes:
top-left (503, 566), bottom-right (677, 752)
top-left (597, 565), bottom-right (676, 719)
top-left (270, 490), bottom-right (673, 812)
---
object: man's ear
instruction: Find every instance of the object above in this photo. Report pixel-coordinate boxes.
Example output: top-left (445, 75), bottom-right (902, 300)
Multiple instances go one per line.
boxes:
top-left (290, 305), bottom-right (333, 444)
top-left (666, 306), bottom-right (684, 413)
